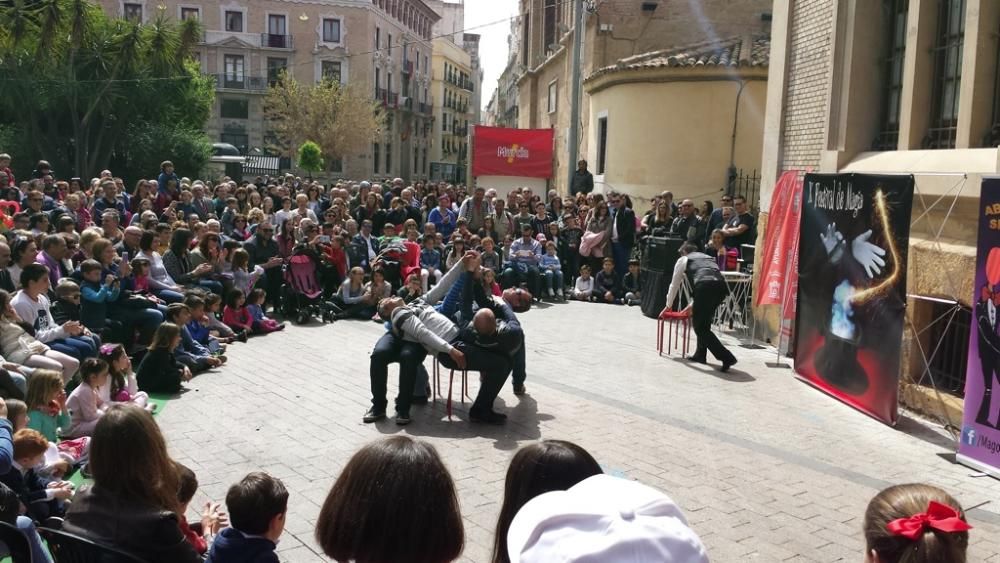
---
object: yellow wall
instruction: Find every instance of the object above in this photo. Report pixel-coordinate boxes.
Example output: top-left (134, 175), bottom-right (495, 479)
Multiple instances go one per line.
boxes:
top-left (587, 76), bottom-right (766, 206)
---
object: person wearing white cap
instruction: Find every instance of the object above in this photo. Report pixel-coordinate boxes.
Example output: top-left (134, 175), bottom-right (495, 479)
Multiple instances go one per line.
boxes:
top-left (507, 474), bottom-right (709, 563)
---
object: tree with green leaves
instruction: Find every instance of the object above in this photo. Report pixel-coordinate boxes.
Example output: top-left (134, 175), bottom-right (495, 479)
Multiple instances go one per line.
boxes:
top-left (265, 76), bottom-right (384, 171)
top-left (297, 141), bottom-right (324, 176)
top-left (0, 0), bottom-right (214, 181)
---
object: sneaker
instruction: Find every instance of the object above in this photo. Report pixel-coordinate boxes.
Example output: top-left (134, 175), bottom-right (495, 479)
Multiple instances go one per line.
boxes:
top-left (720, 359), bottom-right (738, 373)
top-left (469, 408), bottom-right (507, 425)
top-left (395, 411), bottom-right (411, 425)
top-left (513, 384), bottom-right (526, 396)
top-left (362, 407), bottom-right (386, 423)
top-left (236, 331), bottom-right (248, 343)
top-left (557, 290), bottom-right (565, 301)
top-left (547, 288), bottom-right (554, 298)
top-left (216, 355), bottom-right (228, 364)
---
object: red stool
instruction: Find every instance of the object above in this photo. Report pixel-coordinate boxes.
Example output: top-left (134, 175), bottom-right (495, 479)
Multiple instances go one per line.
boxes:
top-left (657, 311), bottom-right (692, 357)
top-left (433, 359), bottom-right (471, 420)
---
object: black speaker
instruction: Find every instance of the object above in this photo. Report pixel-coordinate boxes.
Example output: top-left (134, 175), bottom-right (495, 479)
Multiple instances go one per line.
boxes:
top-left (642, 237), bottom-right (683, 273)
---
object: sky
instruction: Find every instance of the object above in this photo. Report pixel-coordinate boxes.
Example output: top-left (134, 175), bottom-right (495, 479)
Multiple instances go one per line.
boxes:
top-left (462, 0), bottom-right (519, 110)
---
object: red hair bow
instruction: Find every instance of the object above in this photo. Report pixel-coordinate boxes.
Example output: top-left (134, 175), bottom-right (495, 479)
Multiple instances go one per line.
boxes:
top-left (886, 501), bottom-right (972, 540)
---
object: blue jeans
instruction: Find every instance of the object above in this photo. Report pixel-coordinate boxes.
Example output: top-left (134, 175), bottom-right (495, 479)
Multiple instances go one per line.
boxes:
top-left (17, 515), bottom-right (52, 563)
top-left (543, 269), bottom-right (564, 293)
top-left (611, 241), bottom-right (631, 279)
top-left (48, 335), bottom-right (98, 361)
top-left (197, 279), bottom-right (224, 295)
top-left (111, 306), bottom-right (164, 344)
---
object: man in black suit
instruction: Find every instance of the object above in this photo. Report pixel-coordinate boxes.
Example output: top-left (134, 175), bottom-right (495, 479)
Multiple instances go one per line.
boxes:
top-left (608, 191), bottom-right (636, 278)
top-left (975, 284), bottom-right (1000, 426)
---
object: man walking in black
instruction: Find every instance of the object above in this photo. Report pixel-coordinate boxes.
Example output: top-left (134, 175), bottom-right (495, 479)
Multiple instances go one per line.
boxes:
top-left (662, 243), bottom-right (737, 371)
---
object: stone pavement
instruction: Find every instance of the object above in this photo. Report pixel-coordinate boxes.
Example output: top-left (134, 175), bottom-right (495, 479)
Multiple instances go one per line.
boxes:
top-left (159, 301), bottom-right (1000, 562)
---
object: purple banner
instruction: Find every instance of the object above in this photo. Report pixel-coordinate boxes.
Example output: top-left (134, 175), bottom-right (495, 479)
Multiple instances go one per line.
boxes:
top-left (959, 176), bottom-right (1000, 476)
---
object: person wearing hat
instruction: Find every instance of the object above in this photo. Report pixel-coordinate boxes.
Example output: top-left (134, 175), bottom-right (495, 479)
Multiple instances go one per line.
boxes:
top-left (662, 242), bottom-right (738, 372)
top-left (507, 474), bottom-right (709, 563)
top-left (502, 224), bottom-right (542, 299)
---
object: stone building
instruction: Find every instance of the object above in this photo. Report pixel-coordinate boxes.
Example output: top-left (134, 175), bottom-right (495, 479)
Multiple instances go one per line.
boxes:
top-left (758, 0), bottom-right (997, 418)
top-left (515, 0), bottom-right (772, 196)
top-left (97, 0), bottom-right (440, 181)
top-left (430, 37), bottom-right (474, 183)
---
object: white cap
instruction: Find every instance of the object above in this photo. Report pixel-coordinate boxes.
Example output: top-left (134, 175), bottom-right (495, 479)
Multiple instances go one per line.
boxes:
top-left (507, 474), bottom-right (709, 563)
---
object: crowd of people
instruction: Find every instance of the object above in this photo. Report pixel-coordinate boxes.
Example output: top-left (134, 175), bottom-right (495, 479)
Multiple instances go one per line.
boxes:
top-left (0, 407), bottom-right (976, 563)
top-left (0, 153), bottom-right (967, 563)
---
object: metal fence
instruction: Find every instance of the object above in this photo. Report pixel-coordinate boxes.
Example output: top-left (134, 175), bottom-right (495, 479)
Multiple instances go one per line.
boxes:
top-left (916, 302), bottom-right (971, 398)
top-left (727, 168), bottom-right (761, 212)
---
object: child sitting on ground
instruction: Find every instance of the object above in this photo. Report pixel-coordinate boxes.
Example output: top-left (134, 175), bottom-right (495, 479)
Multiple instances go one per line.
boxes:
top-left (332, 267), bottom-right (370, 320)
top-left (65, 357), bottom-right (110, 437)
top-left (204, 293), bottom-right (243, 343)
top-left (361, 269), bottom-right (392, 319)
top-left (863, 483), bottom-right (971, 563)
top-left (24, 369), bottom-right (90, 470)
top-left (166, 303), bottom-right (225, 374)
top-left (245, 289), bottom-right (284, 332)
top-left (482, 268), bottom-right (502, 297)
top-left (135, 323), bottom-right (192, 394)
top-left (206, 472), bottom-right (287, 563)
top-left (183, 295), bottom-right (226, 353)
top-left (540, 241), bottom-right (564, 300)
top-left (419, 236), bottom-right (443, 293)
top-left (177, 462), bottom-right (228, 557)
top-left (480, 237), bottom-right (502, 275)
top-left (397, 273), bottom-right (423, 304)
top-left (7, 397), bottom-right (76, 479)
top-left (0, 429), bottom-right (74, 521)
top-left (622, 259), bottom-right (643, 306)
top-left (594, 257), bottom-right (622, 304)
top-left (223, 289), bottom-right (281, 335)
top-left (98, 343), bottom-right (153, 411)
top-left (572, 264), bottom-right (595, 301)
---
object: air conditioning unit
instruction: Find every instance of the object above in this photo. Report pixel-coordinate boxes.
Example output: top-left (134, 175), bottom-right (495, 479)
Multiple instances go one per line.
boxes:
top-left (599, 23), bottom-right (613, 33)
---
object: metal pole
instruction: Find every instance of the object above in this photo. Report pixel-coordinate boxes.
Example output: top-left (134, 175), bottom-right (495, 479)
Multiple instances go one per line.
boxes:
top-left (566, 0), bottom-right (584, 192)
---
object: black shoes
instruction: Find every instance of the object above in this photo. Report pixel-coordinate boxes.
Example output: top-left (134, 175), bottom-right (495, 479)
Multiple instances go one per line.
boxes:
top-left (469, 409), bottom-right (507, 425)
top-left (686, 355), bottom-right (707, 364)
top-left (720, 359), bottom-right (738, 373)
top-left (363, 407), bottom-right (386, 423)
top-left (395, 411), bottom-right (411, 425)
top-left (235, 330), bottom-right (249, 343)
top-left (513, 384), bottom-right (526, 396)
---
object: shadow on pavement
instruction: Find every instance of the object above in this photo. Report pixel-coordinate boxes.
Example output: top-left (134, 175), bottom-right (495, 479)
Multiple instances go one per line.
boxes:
top-left (895, 414), bottom-right (957, 451)
top-left (373, 392), bottom-right (549, 451)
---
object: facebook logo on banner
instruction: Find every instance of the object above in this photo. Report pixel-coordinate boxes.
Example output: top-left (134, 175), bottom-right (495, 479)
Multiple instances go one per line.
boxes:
top-left (963, 427), bottom-right (977, 447)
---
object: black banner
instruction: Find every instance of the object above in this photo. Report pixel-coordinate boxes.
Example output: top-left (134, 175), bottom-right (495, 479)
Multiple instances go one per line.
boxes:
top-left (794, 173), bottom-right (914, 424)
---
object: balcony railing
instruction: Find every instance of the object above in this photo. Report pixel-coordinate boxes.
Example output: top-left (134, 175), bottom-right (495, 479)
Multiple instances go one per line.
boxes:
top-left (402, 60), bottom-right (413, 75)
top-left (261, 33), bottom-right (293, 49)
top-left (453, 126), bottom-right (468, 136)
top-left (418, 102), bottom-right (432, 114)
top-left (212, 74), bottom-right (268, 91)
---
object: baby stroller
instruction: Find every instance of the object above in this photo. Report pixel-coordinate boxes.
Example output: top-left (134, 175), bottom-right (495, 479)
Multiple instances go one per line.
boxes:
top-left (281, 247), bottom-right (337, 324)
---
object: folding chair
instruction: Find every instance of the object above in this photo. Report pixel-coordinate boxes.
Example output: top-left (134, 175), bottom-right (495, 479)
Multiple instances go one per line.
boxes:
top-left (0, 520), bottom-right (31, 563)
top-left (38, 526), bottom-right (147, 563)
top-left (432, 358), bottom-right (471, 420)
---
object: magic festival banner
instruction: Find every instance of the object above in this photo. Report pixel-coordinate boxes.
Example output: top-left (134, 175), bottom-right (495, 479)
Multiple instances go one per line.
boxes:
top-left (958, 177), bottom-right (1000, 476)
top-left (794, 173), bottom-right (914, 425)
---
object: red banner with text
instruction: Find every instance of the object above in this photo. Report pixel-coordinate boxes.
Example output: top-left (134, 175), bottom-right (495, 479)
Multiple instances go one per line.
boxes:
top-left (472, 126), bottom-right (555, 178)
top-left (757, 171), bottom-right (803, 307)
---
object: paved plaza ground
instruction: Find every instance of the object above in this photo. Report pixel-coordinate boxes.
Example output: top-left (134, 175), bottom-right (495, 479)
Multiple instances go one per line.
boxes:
top-left (159, 302), bottom-right (1000, 562)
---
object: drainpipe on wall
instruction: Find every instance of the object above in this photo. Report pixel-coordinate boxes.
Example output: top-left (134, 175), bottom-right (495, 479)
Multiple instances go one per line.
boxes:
top-left (727, 79), bottom-right (748, 196)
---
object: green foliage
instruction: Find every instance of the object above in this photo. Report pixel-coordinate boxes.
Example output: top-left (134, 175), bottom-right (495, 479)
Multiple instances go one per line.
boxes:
top-left (0, 0), bottom-right (214, 181)
top-left (110, 122), bottom-right (212, 183)
top-left (297, 141), bottom-right (324, 175)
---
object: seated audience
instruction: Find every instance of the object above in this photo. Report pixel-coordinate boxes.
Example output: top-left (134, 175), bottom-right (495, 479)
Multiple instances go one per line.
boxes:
top-left (315, 436), bottom-right (463, 563)
top-left (863, 483), bottom-right (971, 563)
top-left (206, 472), bottom-right (287, 563)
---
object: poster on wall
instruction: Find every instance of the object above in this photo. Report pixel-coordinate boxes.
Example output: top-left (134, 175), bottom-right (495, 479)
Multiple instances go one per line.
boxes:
top-left (958, 176), bottom-right (1000, 477)
top-left (793, 173), bottom-right (914, 425)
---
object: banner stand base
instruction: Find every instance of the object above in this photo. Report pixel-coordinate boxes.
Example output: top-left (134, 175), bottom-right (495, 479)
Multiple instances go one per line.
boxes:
top-left (765, 361), bottom-right (791, 369)
top-left (957, 454), bottom-right (1000, 481)
top-left (740, 343), bottom-right (766, 350)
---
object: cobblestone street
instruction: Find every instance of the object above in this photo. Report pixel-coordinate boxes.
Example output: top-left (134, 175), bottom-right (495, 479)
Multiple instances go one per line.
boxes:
top-left (159, 302), bottom-right (1000, 562)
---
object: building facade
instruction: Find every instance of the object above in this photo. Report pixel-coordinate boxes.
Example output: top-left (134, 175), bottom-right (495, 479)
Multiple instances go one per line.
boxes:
top-left (492, 15), bottom-right (523, 129)
top-left (97, 0), bottom-right (439, 181)
top-left (515, 0), bottom-right (772, 194)
top-left (759, 0), bottom-right (998, 416)
top-left (430, 37), bottom-right (474, 183)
